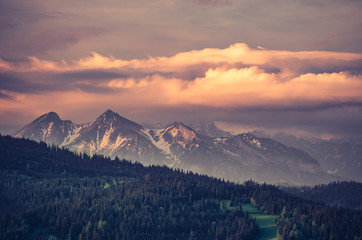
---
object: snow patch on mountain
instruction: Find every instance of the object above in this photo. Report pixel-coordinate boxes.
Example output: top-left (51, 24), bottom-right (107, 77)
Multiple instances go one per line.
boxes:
top-left (142, 129), bottom-right (172, 156)
top-left (164, 123), bottom-right (197, 143)
top-left (42, 122), bottom-right (54, 141)
top-left (89, 140), bottom-right (97, 155)
top-left (251, 138), bottom-right (261, 149)
top-left (214, 138), bottom-right (226, 144)
top-left (99, 124), bottom-right (113, 150)
top-left (60, 126), bottom-right (81, 146)
top-left (14, 110), bottom-right (343, 185)
top-left (113, 135), bottom-right (130, 149)
top-left (222, 148), bottom-right (240, 158)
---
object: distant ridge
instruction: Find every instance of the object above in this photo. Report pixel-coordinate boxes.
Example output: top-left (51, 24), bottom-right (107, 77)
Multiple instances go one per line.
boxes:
top-left (14, 110), bottom-right (341, 185)
top-left (251, 131), bottom-right (362, 182)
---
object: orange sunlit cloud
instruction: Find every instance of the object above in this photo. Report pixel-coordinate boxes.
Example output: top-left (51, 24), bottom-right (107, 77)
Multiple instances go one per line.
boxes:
top-left (1, 0), bottom-right (362, 139)
top-left (2, 43), bottom-right (361, 73)
top-left (105, 67), bottom-right (362, 108)
top-left (1, 43), bottom-right (362, 130)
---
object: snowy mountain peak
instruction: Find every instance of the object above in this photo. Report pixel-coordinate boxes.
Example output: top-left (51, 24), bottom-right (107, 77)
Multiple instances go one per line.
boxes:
top-left (27, 111), bottom-right (62, 126)
top-left (97, 109), bottom-right (119, 123)
top-left (95, 109), bottom-right (143, 131)
top-left (14, 110), bottom-right (344, 185)
top-left (42, 111), bottom-right (61, 122)
top-left (164, 122), bottom-right (198, 143)
top-left (230, 133), bottom-right (264, 149)
top-left (100, 109), bottom-right (117, 118)
top-left (13, 111), bottom-right (78, 145)
top-left (166, 122), bottom-right (190, 129)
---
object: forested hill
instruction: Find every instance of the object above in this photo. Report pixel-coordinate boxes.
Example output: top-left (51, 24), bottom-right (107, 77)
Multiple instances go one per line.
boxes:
top-left (0, 135), bottom-right (361, 240)
top-left (281, 181), bottom-right (362, 209)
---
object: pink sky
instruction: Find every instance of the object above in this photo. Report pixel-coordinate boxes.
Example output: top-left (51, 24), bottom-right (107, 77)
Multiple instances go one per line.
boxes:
top-left (1, 0), bottom-right (362, 137)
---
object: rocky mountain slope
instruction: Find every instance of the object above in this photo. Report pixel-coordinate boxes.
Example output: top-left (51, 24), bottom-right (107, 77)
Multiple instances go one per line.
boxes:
top-left (254, 132), bottom-right (362, 182)
top-left (14, 110), bottom-right (339, 185)
top-left (14, 112), bottom-right (80, 146)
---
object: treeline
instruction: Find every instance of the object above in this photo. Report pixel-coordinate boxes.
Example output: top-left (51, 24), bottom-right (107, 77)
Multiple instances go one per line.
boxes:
top-left (0, 171), bottom-right (258, 240)
top-left (0, 134), bottom-right (361, 240)
top-left (246, 182), bottom-right (362, 240)
top-left (0, 135), bottom-right (257, 240)
top-left (280, 181), bottom-right (362, 209)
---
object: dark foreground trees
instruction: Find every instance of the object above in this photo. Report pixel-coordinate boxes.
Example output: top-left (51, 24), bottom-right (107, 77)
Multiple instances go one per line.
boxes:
top-left (0, 135), bottom-right (258, 240)
top-left (245, 181), bottom-right (362, 240)
top-left (0, 134), bottom-right (361, 240)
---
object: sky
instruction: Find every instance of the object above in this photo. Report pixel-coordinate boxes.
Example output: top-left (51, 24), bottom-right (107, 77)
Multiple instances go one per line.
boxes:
top-left (1, 0), bottom-right (362, 138)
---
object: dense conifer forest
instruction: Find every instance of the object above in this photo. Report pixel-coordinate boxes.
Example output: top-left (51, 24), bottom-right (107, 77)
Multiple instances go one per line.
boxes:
top-left (0, 135), bottom-right (361, 240)
top-left (281, 181), bottom-right (362, 209)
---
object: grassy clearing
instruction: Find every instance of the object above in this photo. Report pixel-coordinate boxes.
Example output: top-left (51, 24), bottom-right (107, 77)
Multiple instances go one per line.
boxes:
top-left (242, 203), bottom-right (279, 240)
top-left (47, 235), bottom-right (57, 240)
top-left (27, 228), bottom-right (60, 240)
top-left (219, 200), bottom-right (240, 211)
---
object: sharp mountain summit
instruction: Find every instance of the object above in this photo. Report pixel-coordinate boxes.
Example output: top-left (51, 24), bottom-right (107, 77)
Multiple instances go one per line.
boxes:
top-left (13, 110), bottom-right (361, 185)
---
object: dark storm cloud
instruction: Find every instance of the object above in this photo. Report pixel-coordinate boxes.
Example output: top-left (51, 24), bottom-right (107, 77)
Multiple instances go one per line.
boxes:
top-left (301, 59), bottom-right (362, 75)
top-left (71, 83), bottom-right (115, 94)
top-left (57, 70), bottom-right (193, 81)
top-left (59, 70), bottom-right (127, 80)
top-left (0, 92), bottom-right (13, 100)
top-left (214, 106), bottom-right (362, 137)
top-left (58, 67), bottom-right (211, 82)
top-left (0, 73), bottom-right (42, 94)
top-left (55, 69), bottom-right (189, 84)
top-left (227, 101), bottom-right (362, 113)
top-left (127, 103), bottom-right (362, 137)
top-left (0, 71), bottom-right (114, 94)
top-left (0, 72), bottom-right (85, 94)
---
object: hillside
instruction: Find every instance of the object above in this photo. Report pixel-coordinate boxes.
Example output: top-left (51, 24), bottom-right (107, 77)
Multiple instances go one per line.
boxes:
top-left (0, 135), bottom-right (361, 240)
top-left (260, 132), bottom-right (362, 182)
top-left (13, 110), bottom-right (338, 185)
top-left (281, 181), bottom-right (362, 209)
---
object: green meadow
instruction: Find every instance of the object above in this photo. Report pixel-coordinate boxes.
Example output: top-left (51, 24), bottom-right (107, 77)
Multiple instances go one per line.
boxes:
top-left (242, 203), bottom-right (279, 240)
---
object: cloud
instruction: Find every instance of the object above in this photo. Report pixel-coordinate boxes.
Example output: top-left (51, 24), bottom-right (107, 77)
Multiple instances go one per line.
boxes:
top-left (1, 0), bottom-right (362, 63)
top-left (1, 43), bottom-right (362, 105)
top-left (216, 105), bottom-right (362, 138)
top-left (0, 0), bottom-right (104, 59)
top-left (59, 70), bottom-right (126, 80)
top-left (1, 43), bottom-right (362, 137)
top-left (0, 73), bottom-right (64, 94)
top-left (0, 91), bottom-right (13, 100)
top-left (192, 0), bottom-right (232, 6)
top-left (2, 43), bottom-right (362, 73)
top-left (103, 67), bottom-right (362, 110)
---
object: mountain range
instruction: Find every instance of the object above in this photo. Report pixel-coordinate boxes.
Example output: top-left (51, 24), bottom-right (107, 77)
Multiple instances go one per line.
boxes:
top-left (13, 109), bottom-right (351, 185)
top-left (250, 131), bottom-right (362, 182)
